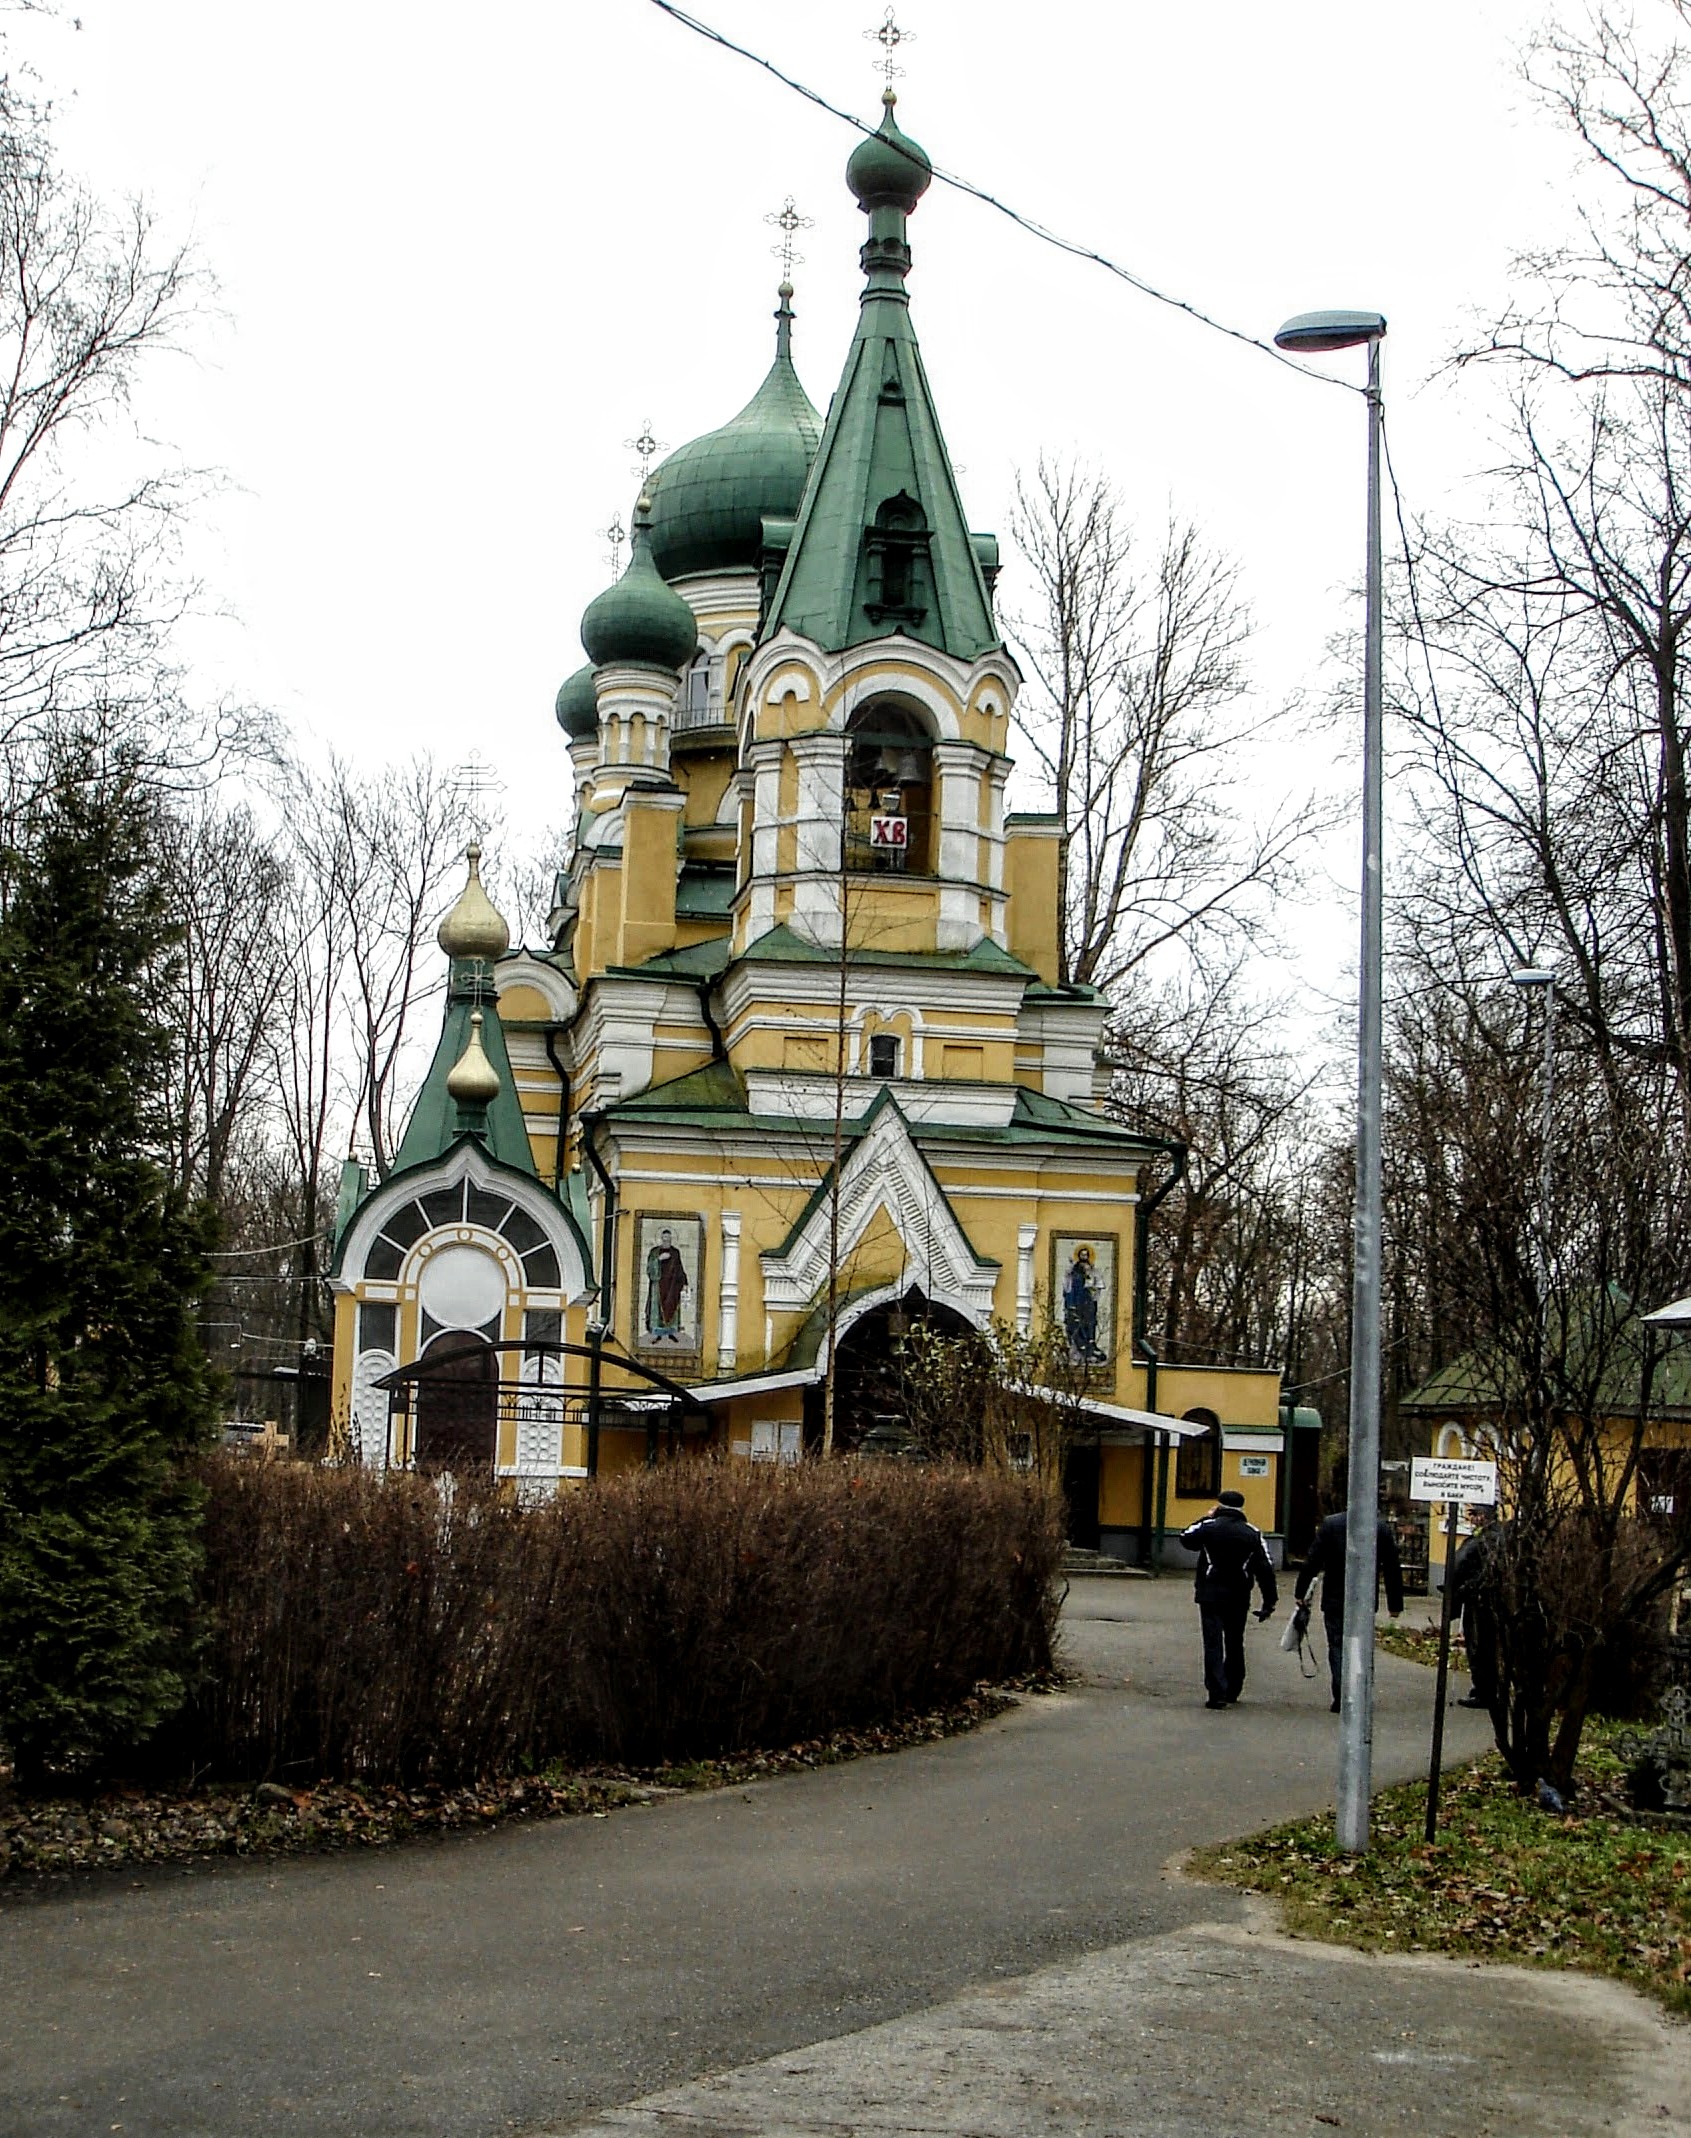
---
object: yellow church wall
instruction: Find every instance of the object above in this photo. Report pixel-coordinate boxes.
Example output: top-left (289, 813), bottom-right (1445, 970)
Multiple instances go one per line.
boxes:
top-left (683, 756), bottom-right (735, 830)
top-left (497, 982), bottom-right (556, 1022)
top-left (1100, 1441), bottom-right (1144, 1527)
top-left (1422, 1412), bottom-right (1691, 1578)
top-left (1158, 1364), bottom-right (1282, 1430)
top-left (1003, 826), bottom-right (1062, 987)
top-left (618, 805), bottom-right (680, 968)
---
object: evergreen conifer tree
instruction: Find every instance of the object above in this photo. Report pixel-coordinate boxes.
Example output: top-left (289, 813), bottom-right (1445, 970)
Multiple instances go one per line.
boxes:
top-left (0, 743), bottom-right (218, 1784)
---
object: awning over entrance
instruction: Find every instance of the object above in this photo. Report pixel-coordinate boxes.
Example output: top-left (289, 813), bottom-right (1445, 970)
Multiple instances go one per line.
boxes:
top-left (682, 1367), bottom-right (1211, 1442)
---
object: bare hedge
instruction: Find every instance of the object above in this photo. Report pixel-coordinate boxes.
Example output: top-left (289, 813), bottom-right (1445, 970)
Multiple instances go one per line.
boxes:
top-left (158, 1455), bottom-right (1063, 1785)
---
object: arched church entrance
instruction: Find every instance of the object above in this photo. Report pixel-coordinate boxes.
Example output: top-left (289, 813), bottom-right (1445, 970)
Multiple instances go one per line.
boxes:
top-left (806, 1289), bottom-right (977, 1455)
top-left (412, 1332), bottom-right (498, 1473)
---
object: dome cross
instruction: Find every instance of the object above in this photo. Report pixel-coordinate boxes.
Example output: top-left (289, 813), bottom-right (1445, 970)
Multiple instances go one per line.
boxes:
top-left (766, 195), bottom-right (813, 282)
top-left (625, 419), bottom-right (667, 485)
top-left (865, 6), bottom-right (913, 86)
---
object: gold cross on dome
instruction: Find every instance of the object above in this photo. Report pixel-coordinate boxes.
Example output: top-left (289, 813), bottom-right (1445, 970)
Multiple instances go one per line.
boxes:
top-left (625, 420), bottom-right (666, 485)
top-left (766, 195), bottom-right (813, 281)
top-left (449, 750), bottom-right (504, 841)
top-left (865, 6), bottom-right (912, 85)
top-left (603, 513), bottom-right (626, 574)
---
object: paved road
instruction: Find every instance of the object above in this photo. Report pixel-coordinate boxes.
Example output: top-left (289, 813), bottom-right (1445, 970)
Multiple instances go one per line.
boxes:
top-left (0, 1582), bottom-right (1588, 2137)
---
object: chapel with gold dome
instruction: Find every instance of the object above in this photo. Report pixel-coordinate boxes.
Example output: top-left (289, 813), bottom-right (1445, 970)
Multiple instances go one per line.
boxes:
top-left (328, 91), bottom-right (1290, 1559)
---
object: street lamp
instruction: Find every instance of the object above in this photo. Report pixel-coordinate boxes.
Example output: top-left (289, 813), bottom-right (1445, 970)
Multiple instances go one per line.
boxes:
top-left (1509, 968), bottom-right (1557, 1300)
top-left (1275, 305), bottom-right (1388, 1854)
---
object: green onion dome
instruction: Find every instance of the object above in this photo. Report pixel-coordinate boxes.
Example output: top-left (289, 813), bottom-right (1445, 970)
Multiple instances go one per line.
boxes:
top-left (645, 286), bottom-right (822, 582)
top-left (554, 662), bottom-right (599, 740)
top-left (846, 89), bottom-right (932, 214)
top-left (579, 497), bottom-right (699, 672)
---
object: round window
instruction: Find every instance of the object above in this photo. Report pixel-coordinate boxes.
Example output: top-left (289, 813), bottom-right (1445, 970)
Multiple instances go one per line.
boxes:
top-left (418, 1243), bottom-right (505, 1330)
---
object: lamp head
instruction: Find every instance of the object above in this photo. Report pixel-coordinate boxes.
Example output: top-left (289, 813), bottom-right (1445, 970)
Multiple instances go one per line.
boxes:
top-left (1510, 968), bottom-right (1556, 987)
top-left (1274, 308), bottom-right (1388, 353)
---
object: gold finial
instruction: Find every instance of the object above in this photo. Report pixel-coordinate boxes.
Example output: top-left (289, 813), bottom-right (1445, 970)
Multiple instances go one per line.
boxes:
top-left (446, 1009), bottom-right (501, 1109)
top-left (436, 841), bottom-right (511, 962)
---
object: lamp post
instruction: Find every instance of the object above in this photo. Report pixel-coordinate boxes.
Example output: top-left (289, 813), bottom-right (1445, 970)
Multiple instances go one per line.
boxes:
top-left (1275, 307), bottom-right (1388, 1853)
top-left (1509, 968), bottom-right (1557, 1302)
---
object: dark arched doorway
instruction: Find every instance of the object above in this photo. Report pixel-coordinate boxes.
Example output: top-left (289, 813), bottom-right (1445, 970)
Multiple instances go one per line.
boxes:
top-left (805, 1290), bottom-right (977, 1455)
top-left (412, 1333), bottom-right (498, 1473)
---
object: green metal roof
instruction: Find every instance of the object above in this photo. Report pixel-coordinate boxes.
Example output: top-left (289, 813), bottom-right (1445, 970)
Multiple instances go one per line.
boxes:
top-left (736, 923), bottom-right (1034, 975)
top-left (555, 663), bottom-right (598, 740)
top-left (1400, 1301), bottom-right (1691, 1416)
top-left (601, 1059), bottom-right (1155, 1160)
top-left (580, 498), bottom-right (698, 672)
top-left (646, 291), bottom-right (822, 582)
top-left (763, 101), bottom-right (999, 663)
top-left (391, 980), bottom-right (537, 1180)
top-left (605, 1056), bottom-right (746, 1117)
top-left (675, 864), bottom-right (737, 919)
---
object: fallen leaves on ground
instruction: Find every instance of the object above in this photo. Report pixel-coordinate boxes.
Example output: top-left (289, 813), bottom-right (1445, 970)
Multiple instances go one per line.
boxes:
top-left (1191, 1725), bottom-right (1691, 2017)
top-left (0, 1681), bottom-right (1045, 1893)
top-left (1375, 1622), bottom-right (1468, 1672)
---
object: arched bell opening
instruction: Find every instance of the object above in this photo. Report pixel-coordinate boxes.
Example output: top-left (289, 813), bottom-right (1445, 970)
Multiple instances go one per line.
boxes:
top-left (844, 701), bottom-right (934, 875)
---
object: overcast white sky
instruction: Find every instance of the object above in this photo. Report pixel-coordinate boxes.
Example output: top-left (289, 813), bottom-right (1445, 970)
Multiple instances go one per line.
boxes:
top-left (12, 0), bottom-right (1562, 982)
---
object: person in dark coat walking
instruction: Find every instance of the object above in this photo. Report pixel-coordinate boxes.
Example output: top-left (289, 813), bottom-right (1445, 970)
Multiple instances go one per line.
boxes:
top-left (1294, 1510), bottom-right (1405, 1712)
top-left (1179, 1488), bottom-right (1278, 1709)
top-left (1449, 1508), bottom-right (1500, 1709)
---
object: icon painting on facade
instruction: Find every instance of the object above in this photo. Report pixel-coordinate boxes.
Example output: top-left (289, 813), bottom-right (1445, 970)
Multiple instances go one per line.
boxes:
top-left (1053, 1232), bottom-right (1117, 1372)
top-left (635, 1213), bottom-right (705, 1363)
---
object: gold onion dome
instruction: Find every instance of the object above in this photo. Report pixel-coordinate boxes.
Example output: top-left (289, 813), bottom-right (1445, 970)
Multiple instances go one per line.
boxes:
top-left (446, 1010), bottom-right (501, 1108)
top-left (436, 842), bottom-right (510, 962)
top-left (579, 495), bottom-right (699, 672)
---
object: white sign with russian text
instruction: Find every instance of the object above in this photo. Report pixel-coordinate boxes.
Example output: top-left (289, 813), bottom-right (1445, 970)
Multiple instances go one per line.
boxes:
top-left (1409, 1456), bottom-right (1499, 1506)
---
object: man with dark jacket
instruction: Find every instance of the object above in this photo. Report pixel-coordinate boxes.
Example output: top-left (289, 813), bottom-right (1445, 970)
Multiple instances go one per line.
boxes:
top-left (1295, 1510), bottom-right (1405, 1712)
top-left (1449, 1509), bottom-right (1500, 1709)
top-left (1179, 1489), bottom-right (1278, 1709)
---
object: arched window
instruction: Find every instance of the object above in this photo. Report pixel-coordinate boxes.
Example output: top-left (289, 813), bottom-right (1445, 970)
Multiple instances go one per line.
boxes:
top-left (864, 491), bottom-right (930, 626)
top-left (676, 648), bottom-right (712, 733)
top-left (844, 701), bottom-right (933, 874)
top-left (1176, 1409), bottom-right (1223, 1499)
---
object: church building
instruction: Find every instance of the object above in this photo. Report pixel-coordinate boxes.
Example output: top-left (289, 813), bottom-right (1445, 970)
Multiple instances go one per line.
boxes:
top-left (328, 90), bottom-right (1290, 1561)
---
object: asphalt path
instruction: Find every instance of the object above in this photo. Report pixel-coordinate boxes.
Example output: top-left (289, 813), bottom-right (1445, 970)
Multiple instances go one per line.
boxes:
top-left (0, 1579), bottom-right (1496, 2137)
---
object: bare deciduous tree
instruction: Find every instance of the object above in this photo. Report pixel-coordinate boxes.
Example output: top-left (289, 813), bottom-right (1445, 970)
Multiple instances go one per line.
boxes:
top-left (1008, 458), bottom-right (1316, 993)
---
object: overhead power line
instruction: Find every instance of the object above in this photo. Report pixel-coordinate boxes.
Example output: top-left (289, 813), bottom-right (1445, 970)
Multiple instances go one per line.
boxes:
top-left (645, 0), bottom-right (1351, 393)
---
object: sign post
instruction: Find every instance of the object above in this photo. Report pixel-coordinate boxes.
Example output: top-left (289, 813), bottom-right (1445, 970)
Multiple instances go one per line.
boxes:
top-left (1409, 1456), bottom-right (1498, 1842)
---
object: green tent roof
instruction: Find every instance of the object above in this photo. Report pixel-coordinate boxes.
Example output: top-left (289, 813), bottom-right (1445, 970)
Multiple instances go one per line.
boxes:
top-left (391, 976), bottom-right (537, 1180)
top-left (763, 99), bottom-right (998, 662)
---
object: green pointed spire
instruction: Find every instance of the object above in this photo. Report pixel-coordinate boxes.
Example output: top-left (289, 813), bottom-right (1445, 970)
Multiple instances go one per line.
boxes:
top-left (763, 92), bottom-right (998, 662)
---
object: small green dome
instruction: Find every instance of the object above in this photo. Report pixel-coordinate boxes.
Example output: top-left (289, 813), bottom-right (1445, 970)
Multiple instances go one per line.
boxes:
top-left (646, 290), bottom-right (822, 581)
top-left (580, 501), bottom-right (698, 672)
top-left (554, 663), bottom-right (599, 740)
top-left (847, 91), bottom-right (932, 214)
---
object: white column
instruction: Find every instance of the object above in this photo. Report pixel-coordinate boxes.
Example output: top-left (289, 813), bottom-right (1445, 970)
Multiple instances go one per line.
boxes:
top-left (789, 732), bottom-right (846, 949)
top-left (748, 738), bottom-right (784, 881)
top-left (718, 1210), bottom-right (742, 1374)
top-left (933, 742), bottom-right (984, 883)
top-left (1017, 1222), bottom-right (1039, 1333)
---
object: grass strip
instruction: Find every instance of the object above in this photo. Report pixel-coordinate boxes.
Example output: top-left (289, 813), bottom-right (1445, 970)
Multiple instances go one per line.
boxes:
top-left (1376, 1621), bottom-right (1468, 1671)
top-left (1190, 1727), bottom-right (1691, 2016)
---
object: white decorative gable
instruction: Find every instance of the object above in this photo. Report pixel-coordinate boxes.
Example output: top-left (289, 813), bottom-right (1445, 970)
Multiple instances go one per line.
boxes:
top-left (759, 1097), bottom-right (998, 1321)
